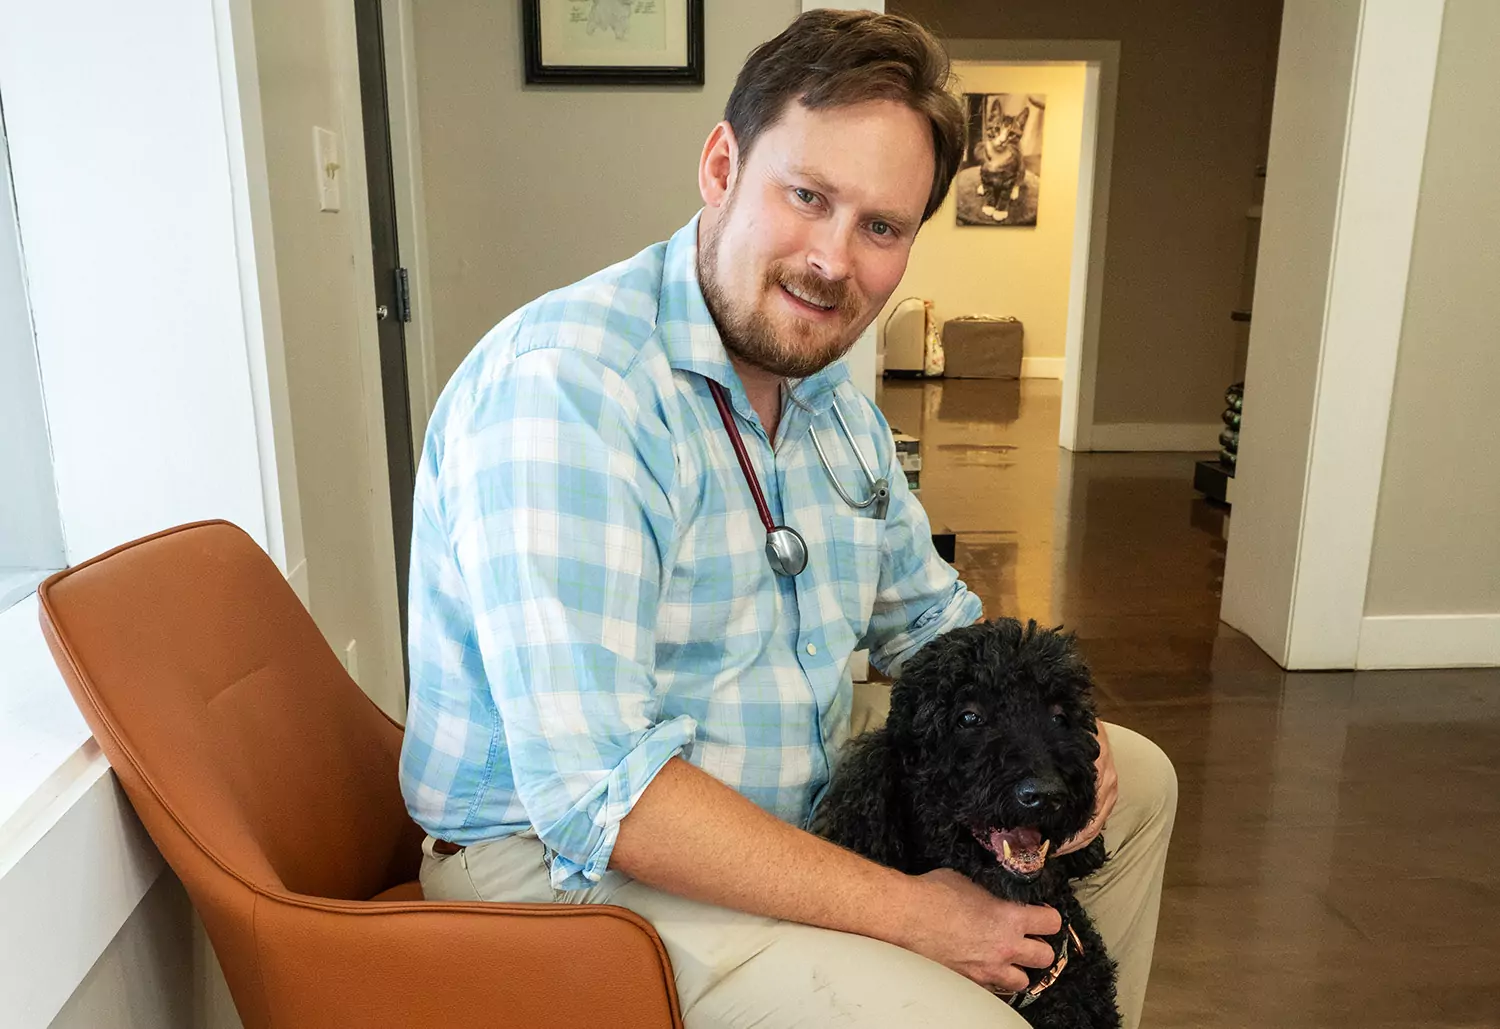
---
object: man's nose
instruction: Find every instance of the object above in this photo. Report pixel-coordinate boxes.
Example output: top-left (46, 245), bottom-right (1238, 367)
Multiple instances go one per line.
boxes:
top-left (806, 221), bottom-right (853, 282)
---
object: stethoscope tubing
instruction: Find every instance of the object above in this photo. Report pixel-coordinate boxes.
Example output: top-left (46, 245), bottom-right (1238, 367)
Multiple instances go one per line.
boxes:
top-left (706, 377), bottom-right (890, 577)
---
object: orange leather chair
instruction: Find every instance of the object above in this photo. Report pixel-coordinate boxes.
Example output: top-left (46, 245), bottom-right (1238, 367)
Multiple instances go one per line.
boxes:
top-left (38, 520), bottom-right (682, 1028)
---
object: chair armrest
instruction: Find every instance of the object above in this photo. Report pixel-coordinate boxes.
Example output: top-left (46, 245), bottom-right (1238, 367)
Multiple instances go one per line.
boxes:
top-left (250, 894), bottom-right (683, 1027)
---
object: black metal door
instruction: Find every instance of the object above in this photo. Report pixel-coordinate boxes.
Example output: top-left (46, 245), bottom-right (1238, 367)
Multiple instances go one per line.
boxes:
top-left (353, 0), bottom-right (414, 684)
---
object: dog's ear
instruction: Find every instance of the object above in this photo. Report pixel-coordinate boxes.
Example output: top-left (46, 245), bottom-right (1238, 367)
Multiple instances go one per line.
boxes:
top-left (811, 728), bottom-right (910, 872)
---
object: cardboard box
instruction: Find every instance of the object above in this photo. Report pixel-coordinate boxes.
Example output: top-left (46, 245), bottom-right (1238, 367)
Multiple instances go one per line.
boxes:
top-left (941, 316), bottom-right (1024, 379)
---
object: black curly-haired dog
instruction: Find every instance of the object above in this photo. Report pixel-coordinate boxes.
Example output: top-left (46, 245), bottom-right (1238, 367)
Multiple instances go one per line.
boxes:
top-left (813, 619), bottom-right (1120, 1028)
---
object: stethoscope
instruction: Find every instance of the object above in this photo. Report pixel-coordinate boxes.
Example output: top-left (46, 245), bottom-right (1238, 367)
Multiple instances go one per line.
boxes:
top-left (707, 379), bottom-right (890, 577)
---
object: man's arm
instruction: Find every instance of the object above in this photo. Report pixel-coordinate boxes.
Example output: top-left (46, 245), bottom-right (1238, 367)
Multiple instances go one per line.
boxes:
top-left (851, 399), bottom-right (984, 676)
top-left (612, 756), bottom-right (1061, 994)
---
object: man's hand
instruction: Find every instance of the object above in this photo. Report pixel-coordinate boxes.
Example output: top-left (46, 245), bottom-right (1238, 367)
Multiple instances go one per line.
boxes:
top-left (894, 868), bottom-right (1061, 994)
top-left (1054, 721), bottom-right (1117, 856)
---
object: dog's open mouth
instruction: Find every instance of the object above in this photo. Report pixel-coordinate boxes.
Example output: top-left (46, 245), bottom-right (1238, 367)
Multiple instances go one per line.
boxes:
top-left (975, 826), bottom-right (1051, 879)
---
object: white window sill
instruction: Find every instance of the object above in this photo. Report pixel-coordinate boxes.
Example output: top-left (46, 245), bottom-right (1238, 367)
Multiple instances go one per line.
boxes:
top-left (0, 593), bottom-right (165, 1029)
top-left (0, 569), bottom-right (54, 622)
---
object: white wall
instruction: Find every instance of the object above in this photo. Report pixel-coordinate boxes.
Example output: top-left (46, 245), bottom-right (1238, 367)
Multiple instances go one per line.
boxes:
top-left (1221, 0), bottom-right (1462, 670)
top-left (45, 875), bottom-right (196, 1029)
top-left (0, 0), bottom-right (290, 570)
top-left (1217, 0), bottom-right (1361, 664)
top-left (0, 0), bottom-right (302, 1024)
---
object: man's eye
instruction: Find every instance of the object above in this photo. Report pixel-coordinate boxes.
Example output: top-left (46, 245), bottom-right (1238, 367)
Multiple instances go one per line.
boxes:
top-left (958, 709), bottom-right (984, 729)
top-left (793, 187), bottom-right (818, 205)
top-left (870, 220), bottom-right (890, 236)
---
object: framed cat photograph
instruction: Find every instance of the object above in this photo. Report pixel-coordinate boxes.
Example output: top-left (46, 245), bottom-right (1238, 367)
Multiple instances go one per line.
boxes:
top-left (523, 0), bottom-right (705, 85)
top-left (956, 93), bottom-right (1046, 227)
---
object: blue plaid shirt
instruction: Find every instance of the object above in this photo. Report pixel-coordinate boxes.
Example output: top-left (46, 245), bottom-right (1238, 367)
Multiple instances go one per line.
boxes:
top-left (399, 214), bottom-right (981, 890)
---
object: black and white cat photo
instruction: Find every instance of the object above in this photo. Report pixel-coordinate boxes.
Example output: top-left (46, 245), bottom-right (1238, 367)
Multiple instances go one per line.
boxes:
top-left (955, 93), bottom-right (1045, 227)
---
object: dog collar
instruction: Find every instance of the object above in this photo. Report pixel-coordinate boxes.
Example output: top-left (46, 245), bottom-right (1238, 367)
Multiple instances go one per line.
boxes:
top-left (1001, 920), bottom-right (1085, 1010)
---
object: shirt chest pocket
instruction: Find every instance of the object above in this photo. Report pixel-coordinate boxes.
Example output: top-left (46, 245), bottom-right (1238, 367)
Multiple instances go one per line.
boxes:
top-left (828, 512), bottom-right (887, 647)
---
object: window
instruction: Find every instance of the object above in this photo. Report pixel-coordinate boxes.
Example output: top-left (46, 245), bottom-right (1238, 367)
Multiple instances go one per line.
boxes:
top-left (0, 95), bottom-right (65, 613)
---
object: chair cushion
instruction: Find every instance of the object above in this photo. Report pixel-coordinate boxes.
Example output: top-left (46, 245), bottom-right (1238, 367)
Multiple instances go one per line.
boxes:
top-left (369, 880), bottom-right (424, 903)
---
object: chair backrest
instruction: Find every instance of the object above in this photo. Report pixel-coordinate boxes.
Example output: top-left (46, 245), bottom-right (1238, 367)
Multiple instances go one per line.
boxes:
top-left (38, 520), bottom-right (423, 906)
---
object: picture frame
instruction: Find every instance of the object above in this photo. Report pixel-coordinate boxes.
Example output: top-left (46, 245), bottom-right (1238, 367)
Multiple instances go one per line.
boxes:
top-left (523, 0), bottom-right (705, 86)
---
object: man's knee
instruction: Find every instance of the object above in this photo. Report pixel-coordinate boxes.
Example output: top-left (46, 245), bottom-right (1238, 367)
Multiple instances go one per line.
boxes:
top-left (1135, 733), bottom-right (1178, 826)
top-left (1107, 724), bottom-right (1178, 837)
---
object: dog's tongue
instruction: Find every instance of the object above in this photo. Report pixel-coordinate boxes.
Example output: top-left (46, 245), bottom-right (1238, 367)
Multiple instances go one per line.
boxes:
top-left (991, 827), bottom-right (1043, 852)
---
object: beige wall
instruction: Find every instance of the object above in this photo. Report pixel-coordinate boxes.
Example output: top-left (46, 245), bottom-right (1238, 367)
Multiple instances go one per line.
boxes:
top-left (880, 61), bottom-right (1087, 362)
top-left (250, 0), bottom-right (405, 711)
top-left (413, 0), bottom-right (801, 384)
top-left (1365, 0), bottom-right (1500, 617)
top-left (892, 0), bottom-right (1282, 425)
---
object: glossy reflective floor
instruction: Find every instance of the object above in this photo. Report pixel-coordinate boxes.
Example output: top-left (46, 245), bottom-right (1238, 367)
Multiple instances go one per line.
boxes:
top-left (877, 377), bottom-right (1500, 1028)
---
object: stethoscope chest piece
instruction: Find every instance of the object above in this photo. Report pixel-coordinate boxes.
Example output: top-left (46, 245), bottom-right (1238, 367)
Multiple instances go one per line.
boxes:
top-left (765, 525), bottom-right (809, 577)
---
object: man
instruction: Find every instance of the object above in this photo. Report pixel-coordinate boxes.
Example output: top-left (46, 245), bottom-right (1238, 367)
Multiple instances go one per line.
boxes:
top-left (401, 10), bottom-right (1175, 1028)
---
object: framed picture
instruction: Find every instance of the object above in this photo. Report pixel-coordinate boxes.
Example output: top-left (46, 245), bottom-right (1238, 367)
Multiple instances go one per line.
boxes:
top-left (523, 0), bottom-right (705, 85)
top-left (956, 93), bottom-right (1046, 227)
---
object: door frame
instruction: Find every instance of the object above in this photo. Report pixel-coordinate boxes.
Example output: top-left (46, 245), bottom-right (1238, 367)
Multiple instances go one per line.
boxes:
top-left (326, 0), bottom-right (411, 718)
top-left (945, 39), bottom-right (1119, 453)
top-left (378, 0), bottom-right (441, 453)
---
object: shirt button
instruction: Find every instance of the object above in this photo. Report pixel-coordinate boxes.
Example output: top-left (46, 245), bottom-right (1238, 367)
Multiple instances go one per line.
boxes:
top-left (806, 643), bottom-right (818, 656)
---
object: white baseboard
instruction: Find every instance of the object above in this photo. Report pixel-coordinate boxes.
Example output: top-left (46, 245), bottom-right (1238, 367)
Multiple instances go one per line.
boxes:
top-left (1021, 356), bottom-right (1064, 379)
top-left (1356, 614), bottom-right (1500, 669)
top-left (1087, 422), bottom-right (1221, 452)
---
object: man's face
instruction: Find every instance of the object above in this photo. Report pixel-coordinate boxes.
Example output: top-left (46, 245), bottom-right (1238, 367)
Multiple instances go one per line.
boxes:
top-left (698, 99), bottom-right (934, 380)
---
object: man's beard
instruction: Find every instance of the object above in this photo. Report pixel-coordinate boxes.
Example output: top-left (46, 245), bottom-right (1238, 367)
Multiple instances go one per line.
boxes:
top-left (697, 206), bottom-right (865, 380)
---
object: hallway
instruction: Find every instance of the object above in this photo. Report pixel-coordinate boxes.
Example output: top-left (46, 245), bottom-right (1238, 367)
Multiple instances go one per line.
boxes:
top-left (878, 377), bottom-right (1500, 1027)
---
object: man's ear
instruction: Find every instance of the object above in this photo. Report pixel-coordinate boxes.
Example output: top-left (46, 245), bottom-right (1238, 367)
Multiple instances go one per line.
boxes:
top-left (698, 120), bottom-right (741, 210)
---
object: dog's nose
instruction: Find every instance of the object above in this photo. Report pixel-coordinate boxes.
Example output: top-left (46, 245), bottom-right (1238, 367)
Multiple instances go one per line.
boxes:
top-left (1014, 777), bottom-right (1064, 810)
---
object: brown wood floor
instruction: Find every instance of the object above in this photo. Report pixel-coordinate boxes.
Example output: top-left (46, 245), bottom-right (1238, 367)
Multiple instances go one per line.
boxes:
top-left (878, 377), bottom-right (1500, 1028)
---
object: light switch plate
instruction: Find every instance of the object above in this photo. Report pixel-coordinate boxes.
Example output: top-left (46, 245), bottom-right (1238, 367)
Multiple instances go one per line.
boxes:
top-left (314, 126), bottom-right (341, 212)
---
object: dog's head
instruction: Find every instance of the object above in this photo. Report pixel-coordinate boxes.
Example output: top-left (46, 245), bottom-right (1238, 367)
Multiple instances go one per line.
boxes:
top-left (886, 619), bottom-right (1101, 891)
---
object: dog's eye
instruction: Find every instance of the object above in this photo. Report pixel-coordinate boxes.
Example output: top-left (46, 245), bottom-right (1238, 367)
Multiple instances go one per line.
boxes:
top-left (1049, 704), bottom-right (1068, 728)
top-left (958, 708), bottom-right (984, 729)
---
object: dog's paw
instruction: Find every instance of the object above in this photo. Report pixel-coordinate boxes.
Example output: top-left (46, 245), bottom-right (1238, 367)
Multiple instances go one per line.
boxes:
top-left (976, 183), bottom-right (985, 196)
top-left (980, 204), bottom-right (997, 218)
top-left (1011, 185), bottom-right (1021, 200)
top-left (991, 208), bottom-right (1008, 221)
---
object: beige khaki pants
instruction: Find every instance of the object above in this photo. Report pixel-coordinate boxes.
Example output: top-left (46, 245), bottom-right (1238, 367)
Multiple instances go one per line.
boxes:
top-left (421, 721), bottom-right (1176, 1029)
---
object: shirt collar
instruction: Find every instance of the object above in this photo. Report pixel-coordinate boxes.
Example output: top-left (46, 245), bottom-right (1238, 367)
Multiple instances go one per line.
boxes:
top-left (658, 212), bottom-right (853, 418)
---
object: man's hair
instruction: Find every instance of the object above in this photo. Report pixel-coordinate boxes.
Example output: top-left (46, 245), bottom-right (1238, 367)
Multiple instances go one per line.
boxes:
top-left (724, 10), bottom-right (964, 224)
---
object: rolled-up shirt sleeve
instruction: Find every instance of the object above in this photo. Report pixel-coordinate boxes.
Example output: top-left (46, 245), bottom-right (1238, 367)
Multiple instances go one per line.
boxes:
top-left (857, 401), bottom-right (984, 676)
top-left (439, 346), bottom-right (692, 890)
